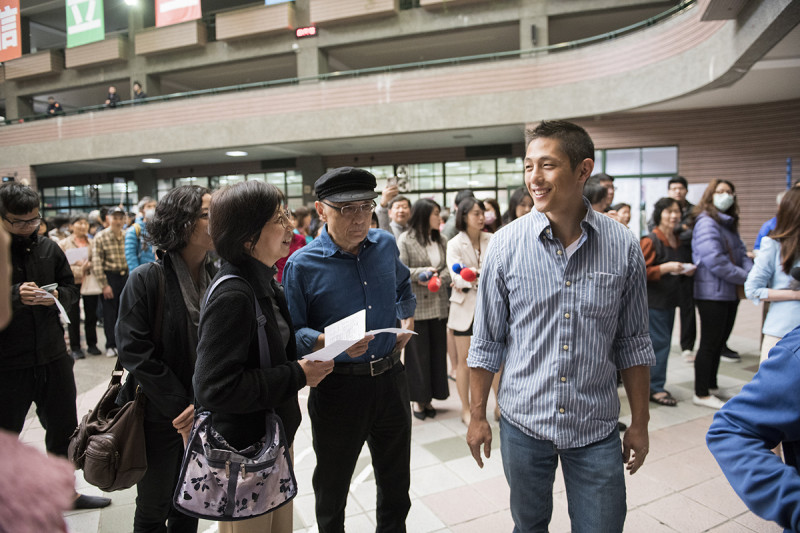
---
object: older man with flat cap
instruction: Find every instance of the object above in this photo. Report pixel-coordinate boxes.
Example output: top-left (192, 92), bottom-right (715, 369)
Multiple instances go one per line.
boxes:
top-left (283, 167), bottom-right (416, 532)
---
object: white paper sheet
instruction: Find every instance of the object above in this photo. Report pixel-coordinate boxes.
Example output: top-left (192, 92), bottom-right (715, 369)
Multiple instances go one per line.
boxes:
top-left (34, 289), bottom-right (71, 324)
top-left (324, 309), bottom-right (366, 346)
top-left (64, 247), bottom-right (89, 264)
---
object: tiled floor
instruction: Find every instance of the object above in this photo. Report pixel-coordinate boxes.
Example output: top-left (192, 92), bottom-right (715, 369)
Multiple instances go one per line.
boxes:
top-left (20, 300), bottom-right (784, 532)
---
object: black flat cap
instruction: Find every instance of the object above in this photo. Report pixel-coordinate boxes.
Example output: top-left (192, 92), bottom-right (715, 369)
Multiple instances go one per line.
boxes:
top-left (315, 167), bottom-right (379, 203)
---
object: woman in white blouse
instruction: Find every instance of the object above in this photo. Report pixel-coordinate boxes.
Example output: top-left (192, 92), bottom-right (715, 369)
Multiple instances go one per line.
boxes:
top-left (446, 197), bottom-right (497, 425)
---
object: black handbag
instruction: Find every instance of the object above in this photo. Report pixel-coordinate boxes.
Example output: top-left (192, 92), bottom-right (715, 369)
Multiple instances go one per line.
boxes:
top-left (173, 274), bottom-right (298, 521)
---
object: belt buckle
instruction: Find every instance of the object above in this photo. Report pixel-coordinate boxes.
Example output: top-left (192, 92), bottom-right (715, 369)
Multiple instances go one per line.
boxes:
top-left (369, 358), bottom-right (380, 377)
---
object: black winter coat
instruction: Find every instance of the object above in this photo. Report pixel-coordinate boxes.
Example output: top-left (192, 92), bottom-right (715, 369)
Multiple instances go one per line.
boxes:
top-left (0, 232), bottom-right (78, 370)
top-left (116, 253), bottom-right (216, 422)
top-left (194, 257), bottom-right (306, 449)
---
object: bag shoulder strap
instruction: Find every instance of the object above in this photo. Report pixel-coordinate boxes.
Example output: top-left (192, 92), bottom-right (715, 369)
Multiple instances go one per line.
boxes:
top-left (205, 274), bottom-right (272, 369)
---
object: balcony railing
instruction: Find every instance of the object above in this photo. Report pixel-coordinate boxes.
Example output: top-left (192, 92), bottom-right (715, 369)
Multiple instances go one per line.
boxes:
top-left (3, 0), bottom-right (695, 125)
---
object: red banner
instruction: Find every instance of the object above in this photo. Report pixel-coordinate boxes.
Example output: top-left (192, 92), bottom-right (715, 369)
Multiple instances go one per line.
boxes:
top-left (156, 0), bottom-right (201, 28)
top-left (0, 0), bottom-right (21, 63)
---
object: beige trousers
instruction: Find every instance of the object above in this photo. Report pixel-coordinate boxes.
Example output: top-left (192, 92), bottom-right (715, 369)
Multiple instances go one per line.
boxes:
top-left (760, 334), bottom-right (782, 364)
top-left (217, 446), bottom-right (294, 533)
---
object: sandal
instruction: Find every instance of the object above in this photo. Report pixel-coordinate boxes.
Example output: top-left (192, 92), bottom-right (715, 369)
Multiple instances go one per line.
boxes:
top-left (649, 392), bottom-right (678, 407)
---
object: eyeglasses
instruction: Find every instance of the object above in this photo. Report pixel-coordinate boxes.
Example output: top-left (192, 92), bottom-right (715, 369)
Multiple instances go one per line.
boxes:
top-left (274, 209), bottom-right (292, 230)
top-left (3, 215), bottom-right (42, 230)
top-left (321, 200), bottom-right (376, 218)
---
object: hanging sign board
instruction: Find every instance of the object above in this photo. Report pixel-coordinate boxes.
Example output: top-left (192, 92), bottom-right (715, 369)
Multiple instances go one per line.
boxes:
top-left (0, 0), bottom-right (21, 62)
top-left (156, 0), bottom-right (201, 28)
top-left (66, 0), bottom-right (105, 48)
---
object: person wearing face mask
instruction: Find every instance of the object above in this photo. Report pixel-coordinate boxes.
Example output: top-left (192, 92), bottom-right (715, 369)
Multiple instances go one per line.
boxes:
top-left (482, 198), bottom-right (502, 233)
top-left (640, 198), bottom-right (695, 407)
top-left (125, 197), bottom-right (157, 272)
top-left (690, 179), bottom-right (753, 409)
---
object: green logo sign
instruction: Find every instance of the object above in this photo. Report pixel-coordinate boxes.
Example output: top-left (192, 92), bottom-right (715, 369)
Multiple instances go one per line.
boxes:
top-left (66, 0), bottom-right (104, 48)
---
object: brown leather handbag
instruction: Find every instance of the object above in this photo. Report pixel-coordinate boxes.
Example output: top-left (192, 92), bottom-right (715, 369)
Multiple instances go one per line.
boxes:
top-left (68, 361), bottom-right (147, 491)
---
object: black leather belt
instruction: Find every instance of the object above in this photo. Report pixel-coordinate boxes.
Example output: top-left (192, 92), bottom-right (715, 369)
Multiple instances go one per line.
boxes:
top-left (332, 351), bottom-right (401, 377)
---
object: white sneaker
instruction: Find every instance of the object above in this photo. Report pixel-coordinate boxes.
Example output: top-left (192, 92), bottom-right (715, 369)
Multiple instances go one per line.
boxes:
top-left (682, 350), bottom-right (695, 362)
top-left (693, 394), bottom-right (725, 410)
top-left (105, 347), bottom-right (118, 358)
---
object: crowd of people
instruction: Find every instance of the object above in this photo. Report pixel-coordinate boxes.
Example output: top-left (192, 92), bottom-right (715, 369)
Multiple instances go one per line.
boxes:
top-left (1, 119), bottom-right (799, 532)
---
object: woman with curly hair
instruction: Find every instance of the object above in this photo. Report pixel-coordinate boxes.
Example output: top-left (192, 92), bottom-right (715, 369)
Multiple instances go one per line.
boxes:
top-left (116, 185), bottom-right (215, 532)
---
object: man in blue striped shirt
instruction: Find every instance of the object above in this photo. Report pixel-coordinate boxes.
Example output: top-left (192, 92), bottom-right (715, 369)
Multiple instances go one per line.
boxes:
top-left (467, 120), bottom-right (655, 532)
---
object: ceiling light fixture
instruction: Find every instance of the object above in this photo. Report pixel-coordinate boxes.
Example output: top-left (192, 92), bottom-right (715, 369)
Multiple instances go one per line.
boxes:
top-left (225, 151), bottom-right (248, 157)
top-left (142, 158), bottom-right (161, 164)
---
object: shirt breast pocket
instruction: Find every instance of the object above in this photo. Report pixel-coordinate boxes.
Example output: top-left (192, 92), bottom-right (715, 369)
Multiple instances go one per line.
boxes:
top-left (580, 272), bottom-right (621, 319)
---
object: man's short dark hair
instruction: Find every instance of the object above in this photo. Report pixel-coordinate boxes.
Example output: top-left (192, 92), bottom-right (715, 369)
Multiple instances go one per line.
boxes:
top-left (455, 197), bottom-right (485, 232)
top-left (210, 181), bottom-right (284, 265)
top-left (583, 176), bottom-right (607, 206)
top-left (453, 189), bottom-right (475, 210)
top-left (389, 195), bottom-right (410, 209)
top-left (525, 120), bottom-right (594, 171)
top-left (0, 182), bottom-right (39, 216)
top-left (146, 185), bottom-right (209, 252)
top-left (668, 176), bottom-right (688, 189)
top-left (594, 172), bottom-right (614, 184)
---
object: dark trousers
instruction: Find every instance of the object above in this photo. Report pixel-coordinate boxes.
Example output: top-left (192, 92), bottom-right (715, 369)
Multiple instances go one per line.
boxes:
top-left (103, 271), bottom-right (128, 348)
top-left (67, 293), bottom-right (99, 350)
top-left (134, 418), bottom-right (198, 533)
top-left (694, 299), bottom-right (738, 396)
top-left (309, 364), bottom-right (411, 533)
top-left (0, 355), bottom-right (78, 457)
top-left (404, 318), bottom-right (449, 404)
top-left (677, 276), bottom-right (696, 351)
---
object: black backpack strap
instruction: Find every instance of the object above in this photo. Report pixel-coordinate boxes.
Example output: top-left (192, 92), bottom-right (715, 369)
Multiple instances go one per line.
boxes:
top-left (204, 275), bottom-right (272, 369)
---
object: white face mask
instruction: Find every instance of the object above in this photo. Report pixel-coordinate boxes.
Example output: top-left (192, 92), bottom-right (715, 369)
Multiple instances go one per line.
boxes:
top-left (484, 211), bottom-right (497, 225)
top-left (713, 193), bottom-right (734, 212)
top-left (144, 208), bottom-right (155, 220)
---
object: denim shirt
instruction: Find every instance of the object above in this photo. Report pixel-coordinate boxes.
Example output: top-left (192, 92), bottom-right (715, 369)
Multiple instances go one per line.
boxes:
top-left (468, 200), bottom-right (655, 449)
top-left (283, 226), bottom-right (416, 363)
top-left (744, 236), bottom-right (800, 338)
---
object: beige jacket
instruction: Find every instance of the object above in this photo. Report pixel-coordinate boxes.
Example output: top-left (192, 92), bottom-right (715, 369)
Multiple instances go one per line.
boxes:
top-left (446, 231), bottom-right (492, 332)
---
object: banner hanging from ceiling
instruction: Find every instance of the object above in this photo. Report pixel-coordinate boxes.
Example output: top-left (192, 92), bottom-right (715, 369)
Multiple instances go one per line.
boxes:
top-left (0, 0), bottom-right (21, 63)
top-left (156, 0), bottom-right (201, 28)
top-left (66, 0), bottom-right (105, 48)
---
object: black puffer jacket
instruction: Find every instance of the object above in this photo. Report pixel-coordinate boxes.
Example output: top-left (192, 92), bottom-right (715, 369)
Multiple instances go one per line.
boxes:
top-left (116, 253), bottom-right (216, 422)
top-left (0, 232), bottom-right (78, 370)
top-left (194, 257), bottom-right (306, 449)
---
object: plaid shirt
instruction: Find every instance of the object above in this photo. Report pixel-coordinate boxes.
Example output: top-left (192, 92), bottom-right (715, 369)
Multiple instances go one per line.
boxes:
top-left (92, 227), bottom-right (128, 287)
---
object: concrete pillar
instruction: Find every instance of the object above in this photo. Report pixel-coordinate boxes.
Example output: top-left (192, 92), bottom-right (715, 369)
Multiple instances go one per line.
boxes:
top-left (297, 42), bottom-right (328, 79)
top-left (519, 3), bottom-right (549, 50)
top-left (296, 155), bottom-right (325, 205)
top-left (133, 168), bottom-right (158, 200)
top-left (7, 94), bottom-right (34, 121)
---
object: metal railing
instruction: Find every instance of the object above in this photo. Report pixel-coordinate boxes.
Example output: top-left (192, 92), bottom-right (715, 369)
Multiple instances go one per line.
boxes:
top-left (5, 0), bottom-right (695, 126)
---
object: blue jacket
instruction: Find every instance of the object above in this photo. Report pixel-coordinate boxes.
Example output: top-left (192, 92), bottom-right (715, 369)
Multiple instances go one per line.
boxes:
top-left (691, 212), bottom-right (753, 301)
top-left (707, 325), bottom-right (800, 532)
top-left (125, 222), bottom-right (156, 272)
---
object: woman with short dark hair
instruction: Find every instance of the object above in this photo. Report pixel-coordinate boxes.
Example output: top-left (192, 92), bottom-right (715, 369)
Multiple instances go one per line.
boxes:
top-left (195, 181), bottom-right (333, 533)
top-left (397, 198), bottom-right (451, 420)
top-left (116, 185), bottom-right (214, 532)
top-left (641, 197), bottom-right (693, 407)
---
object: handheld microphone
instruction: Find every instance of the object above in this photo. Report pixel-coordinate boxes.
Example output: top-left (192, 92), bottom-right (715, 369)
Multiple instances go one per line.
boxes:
top-left (419, 271), bottom-right (433, 282)
top-left (427, 274), bottom-right (442, 292)
top-left (452, 263), bottom-right (477, 282)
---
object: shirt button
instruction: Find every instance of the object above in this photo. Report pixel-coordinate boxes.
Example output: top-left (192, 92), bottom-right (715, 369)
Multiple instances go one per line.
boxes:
top-left (371, 354), bottom-right (375, 359)
top-left (563, 345), bottom-right (569, 351)
top-left (565, 281), bottom-right (571, 287)
top-left (556, 250), bottom-right (563, 255)
top-left (364, 281), bottom-right (367, 285)
top-left (561, 376), bottom-right (567, 382)
top-left (564, 313), bottom-right (570, 318)
top-left (559, 407), bottom-right (565, 414)
top-left (368, 305), bottom-right (372, 309)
